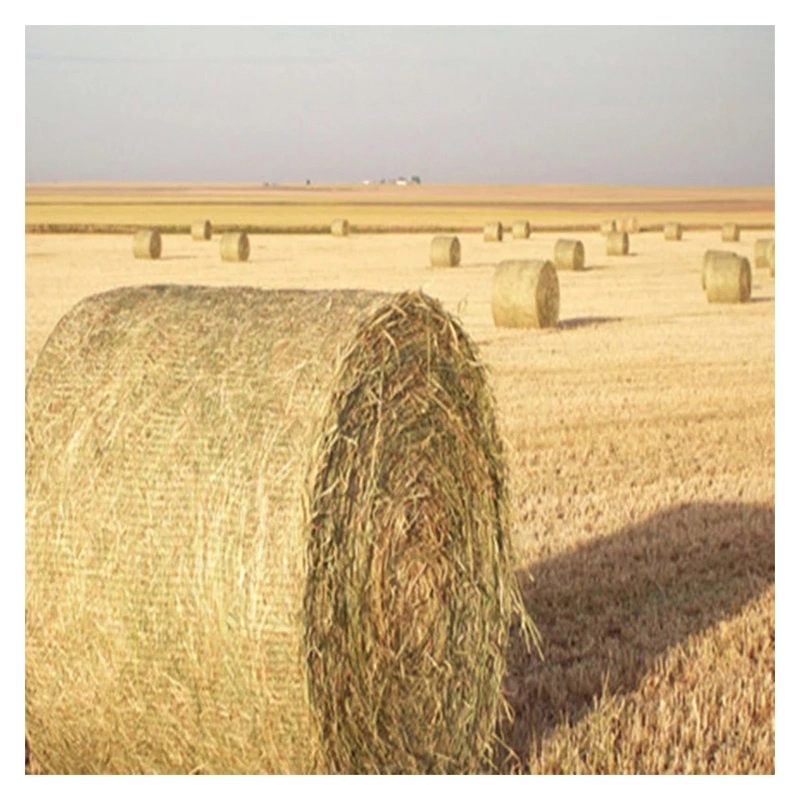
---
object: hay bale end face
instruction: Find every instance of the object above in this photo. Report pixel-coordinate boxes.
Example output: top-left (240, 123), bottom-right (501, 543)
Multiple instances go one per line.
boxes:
top-left (511, 220), bottom-right (530, 239)
top-left (331, 219), bottom-right (349, 237)
top-left (754, 238), bottom-right (775, 269)
top-left (191, 219), bottom-right (213, 241)
top-left (132, 229), bottom-right (162, 260)
top-left (25, 285), bottom-right (525, 775)
top-left (605, 230), bottom-right (629, 256)
top-left (430, 235), bottom-right (461, 267)
top-left (220, 231), bottom-right (250, 262)
top-left (704, 252), bottom-right (751, 303)
top-left (491, 259), bottom-right (560, 329)
top-left (721, 223), bottom-right (740, 242)
top-left (664, 222), bottom-right (683, 241)
top-left (484, 221), bottom-right (503, 242)
top-left (600, 220), bottom-right (617, 235)
top-left (553, 239), bottom-right (585, 271)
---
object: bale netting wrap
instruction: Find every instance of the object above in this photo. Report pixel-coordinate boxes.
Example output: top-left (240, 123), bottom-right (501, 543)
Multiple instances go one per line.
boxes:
top-left (484, 222), bottom-right (503, 242)
top-left (606, 230), bottom-right (629, 256)
top-left (132, 229), bottom-right (162, 260)
top-left (430, 235), bottom-right (461, 267)
top-left (25, 285), bottom-right (527, 775)
top-left (721, 223), bottom-right (740, 242)
top-left (220, 231), bottom-right (250, 262)
top-left (491, 260), bottom-right (560, 329)
top-left (331, 219), bottom-right (349, 237)
top-left (600, 220), bottom-right (616, 235)
top-left (704, 253), bottom-right (751, 303)
top-left (511, 220), bottom-right (530, 239)
top-left (754, 238), bottom-right (775, 269)
top-left (664, 222), bottom-right (683, 241)
top-left (191, 219), bottom-right (213, 241)
top-left (553, 239), bottom-right (585, 271)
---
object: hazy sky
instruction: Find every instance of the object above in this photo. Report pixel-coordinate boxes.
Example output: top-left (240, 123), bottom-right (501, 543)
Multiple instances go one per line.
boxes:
top-left (25, 26), bottom-right (775, 185)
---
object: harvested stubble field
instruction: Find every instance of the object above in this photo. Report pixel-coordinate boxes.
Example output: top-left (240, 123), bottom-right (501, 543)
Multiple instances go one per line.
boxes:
top-left (25, 184), bottom-right (775, 774)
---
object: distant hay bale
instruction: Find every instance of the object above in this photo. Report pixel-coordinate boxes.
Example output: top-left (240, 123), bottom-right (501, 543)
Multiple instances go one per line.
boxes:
top-left (220, 231), bottom-right (250, 262)
top-left (331, 219), bottom-right (350, 237)
top-left (664, 222), bottom-right (683, 241)
top-left (754, 238), bottom-right (775, 269)
top-left (25, 285), bottom-right (530, 775)
top-left (430, 235), bottom-right (461, 267)
top-left (484, 222), bottom-right (503, 242)
top-left (702, 250), bottom-right (737, 290)
top-left (769, 240), bottom-right (775, 277)
top-left (704, 252), bottom-right (751, 303)
top-left (132, 229), bottom-right (162, 260)
top-left (606, 231), bottom-right (629, 256)
top-left (491, 260), bottom-right (560, 328)
top-left (621, 217), bottom-right (639, 233)
top-left (512, 220), bottom-right (530, 239)
top-left (721, 223), bottom-right (740, 242)
top-left (553, 239), bottom-right (585, 271)
top-left (191, 219), bottom-right (213, 241)
top-left (600, 220), bottom-right (617, 235)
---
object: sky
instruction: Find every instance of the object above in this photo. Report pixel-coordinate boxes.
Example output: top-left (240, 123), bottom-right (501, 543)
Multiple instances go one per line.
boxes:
top-left (25, 26), bottom-right (774, 186)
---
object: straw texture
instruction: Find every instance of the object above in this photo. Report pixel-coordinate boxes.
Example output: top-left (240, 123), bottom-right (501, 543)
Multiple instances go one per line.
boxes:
top-left (491, 260), bottom-right (560, 329)
top-left (704, 253), bottom-right (752, 303)
top-left (702, 250), bottom-right (737, 290)
top-left (664, 222), bottom-right (683, 241)
top-left (511, 221), bottom-right (530, 240)
top-left (25, 285), bottom-right (526, 775)
top-left (132, 229), bottom-right (162, 260)
top-left (220, 231), bottom-right (250, 262)
top-left (484, 222), bottom-right (503, 243)
top-left (191, 219), bottom-right (213, 241)
top-left (553, 239), bottom-right (585, 271)
top-left (606, 231), bottom-right (629, 256)
top-left (721, 223), bottom-right (740, 242)
top-left (430, 236), bottom-right (461, 267)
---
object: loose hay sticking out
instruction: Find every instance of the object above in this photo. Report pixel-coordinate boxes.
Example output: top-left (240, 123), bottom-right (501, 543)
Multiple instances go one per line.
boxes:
top-left (721, 223), bottom-right (740, 242)
top-left (25, 285), bottom-right (528, 775)
top-left (191, 219), bottom-right (213, 241)
top-left (331, 219), bottom-right (350, 237)
top-left (511, 220), bottom-right (530, 239)
top-left (220, 231), bottom-right (250, 262)
top-left (553, 239), bottom-right (585, 271)
top-left (621, 217), bottom-right (639, 233)
top-left (600, 220), bottom-right (617, 235)
top-left (704, 252), bottom-right (751, 303)
top-left (664, 222), bottom-right (683, 241)
top-left (430, 235), bottom-right (461, 267)
top-left (491, 260), bottom-right (560, 328)
top-left (606, 231), bottom-right (629, 256)
top-left (484, 222), bottom-right (503, 242)
top-left (132, 229), bottom-right (162, 260)
top-left (754, 238), bottom-right (775, 269)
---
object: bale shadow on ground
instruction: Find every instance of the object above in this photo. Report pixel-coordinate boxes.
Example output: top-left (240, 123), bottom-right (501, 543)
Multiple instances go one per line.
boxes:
top-left (496, 501), bottom-right (775, 772)
top-left (558, 316), bottom-right (622, 331)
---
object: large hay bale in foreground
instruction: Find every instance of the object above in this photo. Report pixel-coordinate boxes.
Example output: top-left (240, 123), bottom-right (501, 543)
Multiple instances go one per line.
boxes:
top-left (606, 230), bottom-right (629, 256)
top-left (664, 222), bottom-right (683, 241)
top-left (191, 219), bottom-right (213, 241)
top-left (754, 238), bottom-right (775, 269)
top-left (721, 222), bottom-right (740, 242)
top-left (511, 220), bottom-right (530, 239)
top-left (25, 285), bottom-right (527, 775)
top-left (553, 239), bottom-right (585, 271)
top-left (702, 250), bottom-right (737, 290)
top-left (484, 221), bottom-right (503, 242)
top-left (491, 260), bottom-right (559, 328)
top-left (704, 252), bottom-right (751, 303)
top-left (220, 231), bottom-right (250, 262)
top-left (600, 220), bottom-right (617, 235)
top-left (331, 219), bottom-right (349, 237)
top-left (132, 229), bottom-right (162, 260)
top-left (430, 235), bottom-right (461, 267)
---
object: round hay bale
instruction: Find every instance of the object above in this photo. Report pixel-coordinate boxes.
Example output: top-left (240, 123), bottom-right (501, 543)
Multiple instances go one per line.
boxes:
top-left (191, 219), bottom-right (213, 241)
top-left (484, 221), bottom-right (503, 242)
top-left (553, 239), bottom-right (585, 271)
top-left (702, 249), bottom-right (737, 290)
top-left (754, 238), bottom-right (775, 269)
top-left (132, 229), bottom-right (162, 260)
top-left (491, 260), bottom-right (560, 328)
top-left (511, 220), bottom-right (530, 239)
top-left (331, 219), bottom-right (349, 237)
top-left (220, 231), bottom-right (250, 262)
top-left (769, 240), bottom-right (775, 277)
top-left (704, 253), bottom-right (751, 303)
top-left (430, 235), bottom-right (461, 268)
top-left (621, 217), bottom-right (639, 233)
top-left (664, 222), bottom-right (683, 241)
top-left (25, 285), bottom-right (527, 775)
top-left (606, 230), bottom-right (629, 256)
top-left (721, 223), bottom-right (740, 242)
top-left (600, 220), bottom-right (617, 235)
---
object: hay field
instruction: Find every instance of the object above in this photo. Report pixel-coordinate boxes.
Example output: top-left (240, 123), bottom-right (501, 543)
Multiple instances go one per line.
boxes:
top-left (25, 185), bottom-right (775, 774)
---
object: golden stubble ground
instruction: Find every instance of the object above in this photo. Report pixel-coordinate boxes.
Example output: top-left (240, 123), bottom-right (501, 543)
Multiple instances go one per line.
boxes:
top-left (25, 203), bottom-right (775, 773)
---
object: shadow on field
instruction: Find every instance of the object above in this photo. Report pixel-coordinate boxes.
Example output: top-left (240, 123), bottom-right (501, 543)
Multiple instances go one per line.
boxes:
top-left (558, 316), bottom-right (622, 330)
top-left (497, 501), bottom-right (775, 772)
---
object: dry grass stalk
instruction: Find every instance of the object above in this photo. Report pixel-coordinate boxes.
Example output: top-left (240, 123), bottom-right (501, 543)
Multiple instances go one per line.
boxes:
top-left (754, 239), bottom-right (774, 270)
top-left (606, 231), bottom-right (629, 256)
top-left (484, 222), bottom-right (503, 242)
top-left (220, 231), bottom-right (250, 262)
top-left (600, 220), bottom-right (617, 235)
top-left (704, 252), bottom-right (751, 303)
top-left (553, 239), bottom-right (585, 271)
top-left (191, 219), bottom-right (213, 241)
top-left (132, 229), bottom-right (162, 259)
top-left (721, 223), bottom-right (740, 242)
top-left (25, 285), bottom-right (533, 775)
top-left (664, 222), bottom-right (683, 241)
top-left (430, 236), bottom-right (461, 268)
top-left (331, 219), bottom-right (349, 237)
top-left (491, 260), bottom-right (560, 329)
top-left (512, 221), bottom-right (531, 240)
